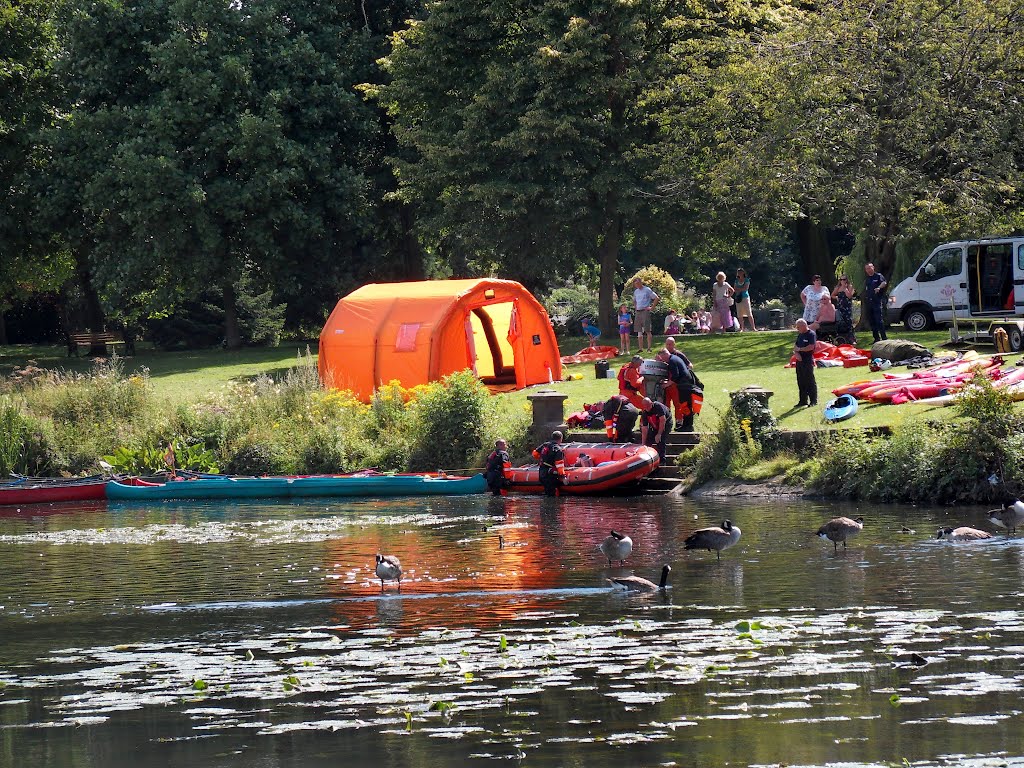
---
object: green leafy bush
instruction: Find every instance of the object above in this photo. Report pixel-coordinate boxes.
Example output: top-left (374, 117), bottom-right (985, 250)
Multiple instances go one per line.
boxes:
top-left (408, 371), bottom-right (488, 471)
top-left (543, 287), bottom-right (599, 331)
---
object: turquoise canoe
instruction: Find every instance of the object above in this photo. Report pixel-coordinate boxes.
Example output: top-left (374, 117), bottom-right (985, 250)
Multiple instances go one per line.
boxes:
top-left (106, 472), bottom-right (488, 501)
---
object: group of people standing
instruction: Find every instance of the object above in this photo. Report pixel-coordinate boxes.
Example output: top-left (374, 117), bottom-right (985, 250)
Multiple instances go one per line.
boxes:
top-left (800, 262), bottom-right (888, 345)
top-left (707, 269), bottom-right (758, 333)
top-left (612, 337), bottom-right (703, 459)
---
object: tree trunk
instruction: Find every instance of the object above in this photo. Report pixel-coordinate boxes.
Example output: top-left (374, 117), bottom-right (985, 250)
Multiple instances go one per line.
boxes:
top-left (0, 308), bottom-right (7, 346)
top-left (794, 218), bottom-right (836, 288)
top-left (399, 203), bottom-right (425, 280)
top-left (72, 252), bottom-right (108, 355)
top-left (598, 196), bottom-right (623, 337)
top-left (858, 218), bottom-right (899, 331)
top-left (223, 278), bottom-right (242, 350)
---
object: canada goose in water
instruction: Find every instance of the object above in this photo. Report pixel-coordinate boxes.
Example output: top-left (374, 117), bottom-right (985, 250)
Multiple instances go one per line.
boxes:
top-left (936, 527), bottom-right (993, 541)
top-left (685, 520), bottom-right (741, 559)
top-left (375, 553), bottom-right (402, 591)
top-left (817, 516), bottom-right (864, 550)
top-left (988, 501), bottom-right (1024, 534)
top-left (599, 530), bottom-right (633, 566)
top-left (497, 535), bottom-right (526, 549)
top-left (609, 564), bottom-right (671, 593)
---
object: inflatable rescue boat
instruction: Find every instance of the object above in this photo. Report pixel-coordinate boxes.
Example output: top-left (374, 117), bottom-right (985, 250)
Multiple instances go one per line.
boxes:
top-left (506, 442), bottom-right (660, 495)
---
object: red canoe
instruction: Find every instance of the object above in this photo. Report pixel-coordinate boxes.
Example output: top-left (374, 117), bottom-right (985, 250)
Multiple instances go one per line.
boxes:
top-left (506, 442), bottom-right (660, 495)
top-left (0, 476), bottom-right (108, 506)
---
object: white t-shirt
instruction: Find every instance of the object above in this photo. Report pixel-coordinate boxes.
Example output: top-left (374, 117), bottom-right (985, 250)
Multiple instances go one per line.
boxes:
top-left (633, 286), bottom-right (658, 311)
top-left (801, 284), bottom-right (830, 322)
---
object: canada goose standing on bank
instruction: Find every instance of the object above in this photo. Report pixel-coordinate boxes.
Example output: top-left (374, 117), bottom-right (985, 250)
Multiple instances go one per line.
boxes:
top-left (375, 553), bottom-right (402, 591)
top-left (609, 564), bottom-right (671, 593)
top-left (936, 527), bottom-right (993, 541)
top-left (685, 520), bottom-right (741, 559)
top-left (988, 501), bottom-right (1024, 534)
top-left (599, 530), bottom-right (634, 566)
top-left (817, 516), bottom-right (864, 550)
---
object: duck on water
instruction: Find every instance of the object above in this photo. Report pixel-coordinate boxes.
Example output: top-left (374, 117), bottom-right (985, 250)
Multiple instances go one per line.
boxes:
top-left (609, 565), bottom-right (671, 593)
top-left (817, 516), bottom-right (864, 550)
top-left (685, 520), bottom-right (741, 560)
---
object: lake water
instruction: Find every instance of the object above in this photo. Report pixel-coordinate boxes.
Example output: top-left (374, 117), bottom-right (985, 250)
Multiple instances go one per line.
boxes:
top-left (1, 493), bottom-right (1022, 767)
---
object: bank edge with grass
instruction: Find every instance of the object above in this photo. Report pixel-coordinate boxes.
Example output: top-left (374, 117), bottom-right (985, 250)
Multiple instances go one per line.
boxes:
top-left (683, 373), bottom-right (1024, 505)
top-left (0, 353), bottom-right (531, 478)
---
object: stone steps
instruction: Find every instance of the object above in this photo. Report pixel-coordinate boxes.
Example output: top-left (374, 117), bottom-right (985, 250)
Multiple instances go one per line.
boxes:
top-left (567, 429), bottom-right (703, 494)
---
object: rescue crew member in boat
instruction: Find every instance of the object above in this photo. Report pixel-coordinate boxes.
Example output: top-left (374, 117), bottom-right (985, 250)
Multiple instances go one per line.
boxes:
top-left (484, 438), bottom-right (512, 496)
top-left (532, 430), bottom-right (566, 496)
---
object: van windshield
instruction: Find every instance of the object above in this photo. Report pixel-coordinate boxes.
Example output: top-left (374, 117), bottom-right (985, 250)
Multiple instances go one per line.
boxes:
top-left (918, 247), bottom-right (962, 282)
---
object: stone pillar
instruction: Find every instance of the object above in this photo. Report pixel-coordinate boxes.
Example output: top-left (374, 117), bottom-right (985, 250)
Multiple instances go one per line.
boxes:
top-left (730, 385), bottom-right (774, 409)
top-left (527, 389), bottom-right (569, 445)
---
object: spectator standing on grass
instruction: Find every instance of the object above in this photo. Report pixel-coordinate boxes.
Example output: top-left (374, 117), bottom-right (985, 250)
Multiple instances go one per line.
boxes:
top-left (711, 272), bottom-right (734, 333)
top-left (800, 275), bottom-right (830, 324)
top-left (832, 276), bottom-right (856, 345)
top-left (617, 304), bottom-right (633, 354)
top-left (793, 319), bottom-right (818, 408)
top-left (632, 277), bottom-right (660, 354)
top-left (864, 262), bottom-right (888, 342)
top-left (733, 268), bottom-right (757, 331)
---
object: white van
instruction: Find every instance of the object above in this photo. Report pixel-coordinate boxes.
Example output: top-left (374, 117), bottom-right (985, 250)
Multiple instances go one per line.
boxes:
top-left (888, 236), bottom-right (1024, 338)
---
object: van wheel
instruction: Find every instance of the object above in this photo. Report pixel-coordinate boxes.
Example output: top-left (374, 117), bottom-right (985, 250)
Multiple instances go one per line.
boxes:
top-left (904, 308), bottom-right (934, 332)
top-left (1008, 326), bottom-right (1024, 352)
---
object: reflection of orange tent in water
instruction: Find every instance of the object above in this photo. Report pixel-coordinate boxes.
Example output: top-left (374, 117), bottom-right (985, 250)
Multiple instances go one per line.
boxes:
top-left (318, 279), bottom-right (562, 401)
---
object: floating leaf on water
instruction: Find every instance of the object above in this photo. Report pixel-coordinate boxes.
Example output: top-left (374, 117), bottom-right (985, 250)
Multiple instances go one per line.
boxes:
top-left (302, 660), bottom-right (314, 667)
top-left (439, 657), bottom-right (449, 667)
top-left (975, 632), bottom-right (992, 641)
top-left (499, 635), bottom-right (508, 653)
top-left (464, 672), bottom-right (474, 683)
top-left (404, 711), bottom-right (413, 731)
top-left (244, 650), bottom-right (255, 662)
top-left (192, 679), bottom-right (207, 691)
top-left (282, 675), bottom-right (300, 691)
top-left (429, 701), bottom-right (454, 713)
top-left (735, 621), bottom-right (751, 633)
top-left (889, 694), bottom-right (901, 707)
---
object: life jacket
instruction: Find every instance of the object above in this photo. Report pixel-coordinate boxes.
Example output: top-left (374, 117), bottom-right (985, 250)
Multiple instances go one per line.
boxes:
top-left (535, 442), bottom-right (566, 476)
top-left (486, 450), bottom-right (511, 477)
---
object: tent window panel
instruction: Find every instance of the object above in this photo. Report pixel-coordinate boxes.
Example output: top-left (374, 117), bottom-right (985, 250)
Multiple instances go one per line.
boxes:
top-left (395, 323), bottom-right (421, 352)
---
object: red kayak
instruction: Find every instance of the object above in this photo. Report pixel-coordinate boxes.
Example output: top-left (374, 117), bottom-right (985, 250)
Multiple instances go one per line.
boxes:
top-left (506, 442), bottom-right (660, 495)
top-left (559, 345), bottom-right (620, 365)
top-left (0, 475), bottom-right (108, 506)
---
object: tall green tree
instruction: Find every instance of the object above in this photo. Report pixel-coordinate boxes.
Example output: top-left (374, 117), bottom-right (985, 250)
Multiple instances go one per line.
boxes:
top-left (0, 0), bottom-right (69, 343)
top-left (705, 0), bottom-right (1024, 282)
top-left (375, 0), bottom-right (709, 333)
top-left (45, 0), bottom-right (383, 347)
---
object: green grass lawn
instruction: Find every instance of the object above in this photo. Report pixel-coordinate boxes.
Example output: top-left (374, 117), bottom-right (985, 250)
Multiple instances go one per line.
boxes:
top-left (0, 341), bottom-right (317, 403)
top-left (534, 328), bottom-right (988, 431)
top-left (0, 328), bottom-right (1002, 431)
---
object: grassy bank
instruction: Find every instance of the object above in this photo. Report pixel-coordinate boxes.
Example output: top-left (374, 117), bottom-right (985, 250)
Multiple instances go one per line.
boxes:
top-left (1, 328), bottom-right (1016, 503)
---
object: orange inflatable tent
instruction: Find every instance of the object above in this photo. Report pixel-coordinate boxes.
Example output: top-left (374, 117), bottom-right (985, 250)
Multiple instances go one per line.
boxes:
top-left (318, 279), bottom-right (562, 401)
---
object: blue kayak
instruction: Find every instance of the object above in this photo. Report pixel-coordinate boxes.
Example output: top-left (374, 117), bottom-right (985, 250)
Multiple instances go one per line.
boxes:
top-left (107, 472), bottom-right (488, 501)
top-left (823, 394), bottom-right (859, 423)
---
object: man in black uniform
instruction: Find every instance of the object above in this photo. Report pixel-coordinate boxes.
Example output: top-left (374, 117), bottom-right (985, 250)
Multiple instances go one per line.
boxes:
top-left (484, 438), bottom-right (511, 496)
top-left (532, 431), bottom-right (566, 496)
top-left (640, 397), bottom-right (671, 460)
top-left (794, 318), bottom-right (818, 407)
top-left (601, 394), bottom-right (639, 443)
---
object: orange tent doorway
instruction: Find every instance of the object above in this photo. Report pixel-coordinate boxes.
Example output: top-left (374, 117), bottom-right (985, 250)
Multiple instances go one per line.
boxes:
top-left (318, 279), bottom-right (562, 401)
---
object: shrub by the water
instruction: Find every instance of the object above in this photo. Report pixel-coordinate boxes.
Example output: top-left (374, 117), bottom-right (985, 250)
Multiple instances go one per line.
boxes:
top-left (408, 370), bottom-right (488, 471)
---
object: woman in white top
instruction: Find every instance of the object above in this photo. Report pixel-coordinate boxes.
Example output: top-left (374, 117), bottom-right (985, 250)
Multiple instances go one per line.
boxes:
top-left (711, 272), bottom-right (734, 332)
top-left (801, 275), bottom-right (830, 324)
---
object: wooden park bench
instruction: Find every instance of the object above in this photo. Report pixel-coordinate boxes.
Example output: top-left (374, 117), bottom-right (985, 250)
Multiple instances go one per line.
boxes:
top-left (67, 330), bottom-right (127, 357)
